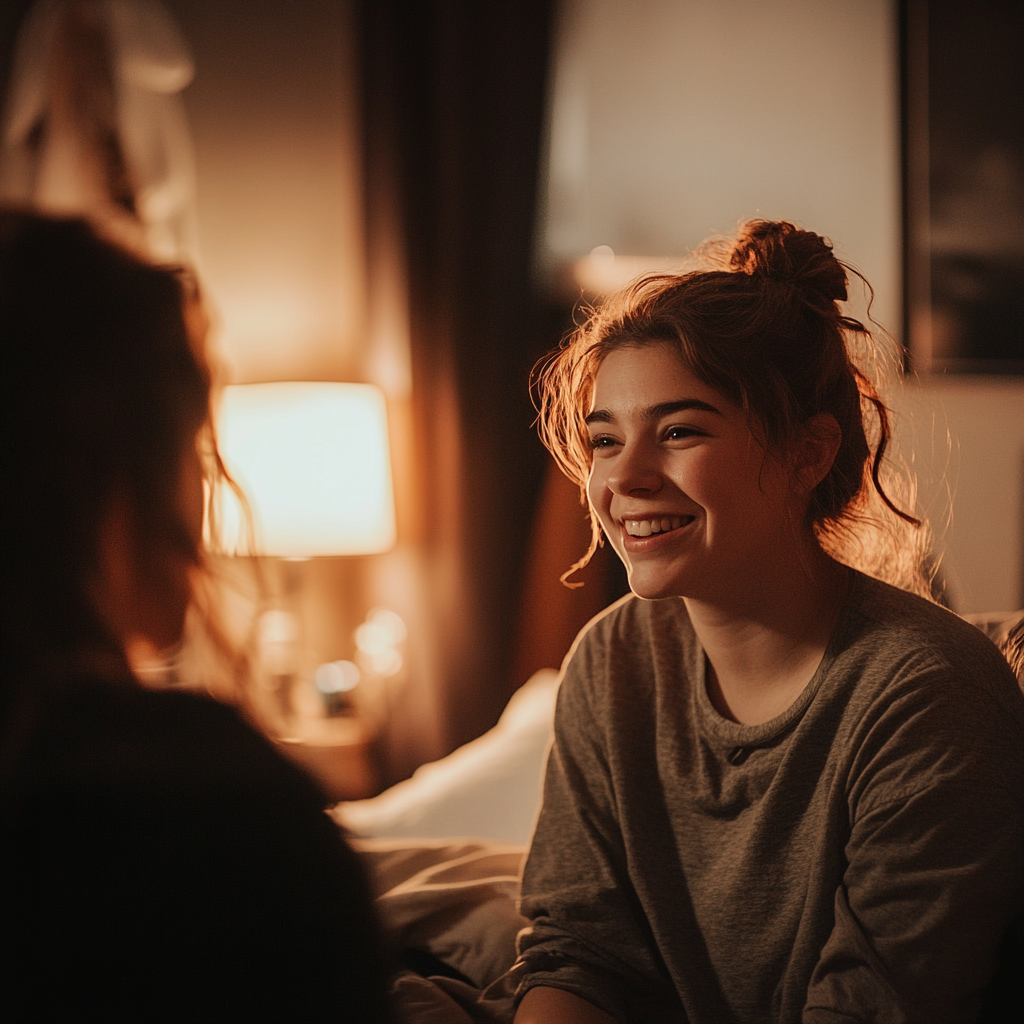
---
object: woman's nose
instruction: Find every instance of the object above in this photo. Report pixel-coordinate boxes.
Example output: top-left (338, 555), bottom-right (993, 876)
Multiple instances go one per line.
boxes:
top-left (606, 441), bottom-right (662, 496)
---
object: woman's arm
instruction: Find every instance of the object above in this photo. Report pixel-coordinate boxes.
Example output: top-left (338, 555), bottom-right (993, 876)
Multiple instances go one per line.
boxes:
top-left (515, 987), bottom-right (618, 1024)
top-left (515, 612), bottom-right (677, 1021)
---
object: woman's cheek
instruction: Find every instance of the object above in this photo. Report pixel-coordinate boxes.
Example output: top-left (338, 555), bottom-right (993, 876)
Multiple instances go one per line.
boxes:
top-left (587, 466), bottom-right (612, 524)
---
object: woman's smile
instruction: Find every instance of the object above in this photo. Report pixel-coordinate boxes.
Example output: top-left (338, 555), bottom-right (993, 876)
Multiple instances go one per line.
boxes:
top-left (619, 514), bottom-right (699, 558)
top-left (622, 514), bottom-right (694, 538)
top-left (616, 507), bottom-right (703, 570)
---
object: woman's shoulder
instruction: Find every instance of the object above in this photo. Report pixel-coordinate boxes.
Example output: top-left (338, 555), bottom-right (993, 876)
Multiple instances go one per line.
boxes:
top-left (9, 676), bottom-right (326, 806)
top-left (850, 573), bottom-right (1014, 665)
top-left (558, 594), bottom-right (698, 713)
top-left (841, 572), bottom-right (1023, 719)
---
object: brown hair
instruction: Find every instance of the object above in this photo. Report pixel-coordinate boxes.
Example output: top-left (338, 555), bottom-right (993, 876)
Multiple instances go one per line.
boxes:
top-left (535, 220), bottom-right (933, 597)
top-left (0, 209), bottom-right (242, 695)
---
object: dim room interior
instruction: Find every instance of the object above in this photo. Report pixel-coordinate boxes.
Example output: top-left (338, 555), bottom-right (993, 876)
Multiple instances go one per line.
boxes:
top-left (2, 0), bottom-right (1022, 957)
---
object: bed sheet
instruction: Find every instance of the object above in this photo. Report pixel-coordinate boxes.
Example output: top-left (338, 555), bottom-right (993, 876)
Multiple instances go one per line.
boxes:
top-left (355, 837), bottom-right (527, 1023)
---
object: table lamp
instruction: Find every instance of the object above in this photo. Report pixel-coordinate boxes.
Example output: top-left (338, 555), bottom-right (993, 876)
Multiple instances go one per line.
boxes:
top-left (216, 381), bottom-right (396, 558)
top-left (214, 381), bottom-right (397, 733)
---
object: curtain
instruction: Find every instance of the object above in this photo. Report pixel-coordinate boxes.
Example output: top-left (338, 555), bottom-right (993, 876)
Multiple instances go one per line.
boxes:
top-left (360, 0), bottom-right (559, 771)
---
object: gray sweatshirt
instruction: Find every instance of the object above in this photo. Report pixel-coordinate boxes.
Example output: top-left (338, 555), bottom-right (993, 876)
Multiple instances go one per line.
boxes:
top-left (515, 572), bottom-right (1023, 1023)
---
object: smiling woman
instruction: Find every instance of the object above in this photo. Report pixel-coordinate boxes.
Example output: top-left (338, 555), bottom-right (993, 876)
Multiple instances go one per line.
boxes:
top-left (538, 221), bottom-right (926, 602)
top-left (511, 221), bottom-right (1024, 1023)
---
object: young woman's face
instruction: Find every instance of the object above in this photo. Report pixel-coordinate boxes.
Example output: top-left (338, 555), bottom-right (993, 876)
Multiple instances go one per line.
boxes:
top-left (586, 342), bottom-right (806, 602)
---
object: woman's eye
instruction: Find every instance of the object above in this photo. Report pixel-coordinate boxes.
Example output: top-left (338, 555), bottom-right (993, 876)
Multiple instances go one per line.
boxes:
top-left (664, 425), bottom-right (702, 441)
top-left (588, 435), bottom-right (618, 450)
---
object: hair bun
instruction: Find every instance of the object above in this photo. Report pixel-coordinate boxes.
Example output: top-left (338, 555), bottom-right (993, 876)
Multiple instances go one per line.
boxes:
top-left (730, 220), bottom-right (848, 305)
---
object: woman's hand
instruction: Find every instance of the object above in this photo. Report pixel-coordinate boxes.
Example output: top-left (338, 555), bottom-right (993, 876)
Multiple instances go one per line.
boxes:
top-left (515, 986), bottom-right (618, 1024)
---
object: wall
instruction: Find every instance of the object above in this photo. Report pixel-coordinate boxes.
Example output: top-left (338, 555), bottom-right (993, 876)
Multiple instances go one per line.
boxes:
top-left (896, 378), bottom-right (1024, 613)
top-left (164, 0), bottom-right (366, 385)
top-left (542, 0), bottom-right (901, 332)
top-left (542, 0), bottom-right (1024, 615)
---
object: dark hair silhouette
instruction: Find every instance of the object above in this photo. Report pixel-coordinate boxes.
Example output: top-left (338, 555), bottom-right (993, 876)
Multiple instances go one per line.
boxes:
top-left (1, 209), bottom-right (212, 682)
top-left (0, 211), bottom-right (396, 1024)
top-left (536, 220), bottom-right (931, 595)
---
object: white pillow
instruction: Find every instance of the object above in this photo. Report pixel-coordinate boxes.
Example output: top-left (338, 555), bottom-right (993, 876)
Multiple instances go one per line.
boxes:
top-left (333, 669), bottom-right (559, 845)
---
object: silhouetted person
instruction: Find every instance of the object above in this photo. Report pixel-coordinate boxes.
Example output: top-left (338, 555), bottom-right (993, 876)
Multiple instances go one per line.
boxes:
top-left (0, 210), bottom-right (394, 1023)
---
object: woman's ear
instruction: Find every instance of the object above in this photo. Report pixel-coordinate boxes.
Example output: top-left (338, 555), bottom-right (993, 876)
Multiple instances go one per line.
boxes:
top-left (792, 413), bottom-right (842, 494)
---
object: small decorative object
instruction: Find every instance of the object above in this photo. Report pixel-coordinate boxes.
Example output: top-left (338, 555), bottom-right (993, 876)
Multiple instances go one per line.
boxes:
top-left (314, 659), bottom-right (362, 717)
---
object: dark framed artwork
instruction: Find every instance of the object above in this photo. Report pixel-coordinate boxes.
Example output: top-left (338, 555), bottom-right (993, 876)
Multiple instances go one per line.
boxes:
top-left (901, 0), bottom-right (1024, 374)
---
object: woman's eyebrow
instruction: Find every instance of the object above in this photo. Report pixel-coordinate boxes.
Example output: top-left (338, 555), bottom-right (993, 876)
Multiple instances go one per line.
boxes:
top-left (585, 398), bottom-right (722, 426)
top-left (647, 398), bottom-right (722, 419)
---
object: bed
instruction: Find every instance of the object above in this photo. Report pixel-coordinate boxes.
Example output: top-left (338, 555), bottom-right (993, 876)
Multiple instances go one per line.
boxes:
top-left (330, 669), bottom-right (559, 1022)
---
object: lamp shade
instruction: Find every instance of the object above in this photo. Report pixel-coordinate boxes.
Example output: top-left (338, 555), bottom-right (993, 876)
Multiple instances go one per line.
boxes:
top-left (215, 382), bottom-right (396, 557)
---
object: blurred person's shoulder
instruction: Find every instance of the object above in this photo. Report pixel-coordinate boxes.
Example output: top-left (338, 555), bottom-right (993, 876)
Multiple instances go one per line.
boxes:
top-left (8, 675), bottom-right (326, 807)
top-left (1, 679), bottom-right (394, 1024)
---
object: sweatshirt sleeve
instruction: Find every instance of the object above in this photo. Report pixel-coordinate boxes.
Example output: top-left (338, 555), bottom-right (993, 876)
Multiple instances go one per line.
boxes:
top-left (803, 654), bottom-right (1024, 1023)
top-left (514, 627), bottom-right (677, 1022)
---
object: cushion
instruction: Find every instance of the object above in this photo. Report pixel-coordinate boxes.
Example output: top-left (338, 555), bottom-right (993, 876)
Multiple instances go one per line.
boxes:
top-left (333, 669), bottom-right (559, 845)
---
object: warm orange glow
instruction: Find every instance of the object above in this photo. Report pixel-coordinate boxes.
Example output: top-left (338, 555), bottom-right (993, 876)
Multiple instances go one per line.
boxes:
top-left (216, 382), bottom-right (396, 557)
top-left (573, 246), bottom-right (685, 297)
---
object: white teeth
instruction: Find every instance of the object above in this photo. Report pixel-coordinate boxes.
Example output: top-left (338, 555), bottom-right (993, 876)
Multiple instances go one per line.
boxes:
top-left (624, 516), bottom-right (686, 537)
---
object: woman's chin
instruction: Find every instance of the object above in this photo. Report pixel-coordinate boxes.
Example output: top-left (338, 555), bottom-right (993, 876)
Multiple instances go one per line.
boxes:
top-left (625, 569), bottom-right (689, 602)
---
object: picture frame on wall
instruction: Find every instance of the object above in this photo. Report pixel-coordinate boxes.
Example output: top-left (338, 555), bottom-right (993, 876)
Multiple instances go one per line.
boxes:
top-left (901, 0), bottom-right (1024, 375)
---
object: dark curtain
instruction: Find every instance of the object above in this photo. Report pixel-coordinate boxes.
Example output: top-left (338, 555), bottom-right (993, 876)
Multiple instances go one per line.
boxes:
top-left (360, 0), bottom-right (558, 756)
top-left (0, 2), bottom-right (34, 98)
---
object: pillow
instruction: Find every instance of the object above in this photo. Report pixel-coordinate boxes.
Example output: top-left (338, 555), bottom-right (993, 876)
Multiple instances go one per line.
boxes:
top-left (333, 669), bottom-right (559, 845)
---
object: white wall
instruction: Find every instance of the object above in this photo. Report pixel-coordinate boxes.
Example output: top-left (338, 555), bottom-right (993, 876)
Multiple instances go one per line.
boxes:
top-left (542, 0), bottom-right (1024, 614)
top-left (542, 0), bottom-right (902, 331)
top-left (895, 379), bottom-right (1024, 613)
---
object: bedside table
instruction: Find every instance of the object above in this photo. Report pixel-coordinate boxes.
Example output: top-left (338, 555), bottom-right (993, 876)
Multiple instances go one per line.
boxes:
top-left (276, 716), bottom-right (378, 802)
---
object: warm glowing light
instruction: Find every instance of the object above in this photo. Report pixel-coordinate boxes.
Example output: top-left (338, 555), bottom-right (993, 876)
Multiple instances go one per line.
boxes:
top-left (216, 382), bottom-right (396, 557)
top-left (573, 247), bottom-right (686, 297)
top-left (315, 660), bottom-right (361, 694)
top-left (354, 607), bottom-right (406, 677)
top-left (258, 609), bottom-right (300, 676)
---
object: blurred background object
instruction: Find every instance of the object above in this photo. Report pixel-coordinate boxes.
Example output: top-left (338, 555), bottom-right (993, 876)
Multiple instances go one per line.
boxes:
top-left (903, 0), bottom-right (1024, 374)
top-left (1, 0), bottom-right (198, 262)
